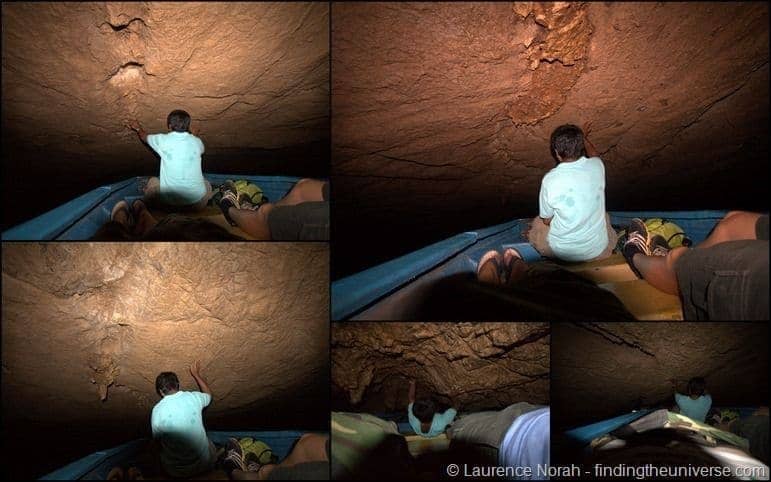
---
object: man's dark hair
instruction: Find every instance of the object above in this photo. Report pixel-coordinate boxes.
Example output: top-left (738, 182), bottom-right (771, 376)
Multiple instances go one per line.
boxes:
top-left (156, 372), bottom-right (180, 396)
top-left (167, 110), bottom-right (191, 132)
top-left (550, 124), bottom-right (586, 162)
top-left (687, 377), bottom-right (706, 397)
top-left (413, 399), bottom-right (436, 424)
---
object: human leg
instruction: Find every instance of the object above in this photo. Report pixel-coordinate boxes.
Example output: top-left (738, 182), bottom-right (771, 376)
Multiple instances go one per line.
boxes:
top-left (699, 211), bottom-right (764, 248)
top-left (630, 248), bottom-right (688, 295)
top-left (674, 240), bottom-right (769, 320)
top-left (230, 434), bottom-right (329, 481)
top-left (131, 199), bottom-right (159, 237)
top-left (526, 216), bottom-right (556, 258)
top-left (275, 179), bottom-right (326, 207)
top-left (142, 177), bottom-right (161, 205)
top-left (228, 204), bottom-right (274, 240)
top-left (623, 218), bottom-right (685, 294)
top-left (91, 201), bottom-right (135, 240)
top-left (189, 180), bottom-right (214, 212)
top-left (588, 213), bottom-right (618, 262)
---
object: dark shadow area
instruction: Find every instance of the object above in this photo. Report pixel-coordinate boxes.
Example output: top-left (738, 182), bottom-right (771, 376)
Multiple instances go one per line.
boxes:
top-left (411, 270), bottom-right (636, 322)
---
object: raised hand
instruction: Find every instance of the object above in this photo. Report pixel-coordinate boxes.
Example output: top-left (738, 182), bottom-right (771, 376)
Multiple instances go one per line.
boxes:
top-left (190, 360), bottom-right (202, 378)
top-left (582, 121), bottom-right (593, 136)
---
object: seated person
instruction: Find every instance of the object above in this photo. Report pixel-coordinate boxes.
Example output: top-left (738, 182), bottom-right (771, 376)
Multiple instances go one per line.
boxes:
top-left (217, 178), bottom-right (329, 241)
top-left (92, 199), bottom-right (243, 240)
top-left (151, 361), bottom-right (216, 478)
top-left (127, 110), bottom-right (212, 211)
top-left (672, 377), bottom-right (712, 423)
top-left (225, 433), bottom-right (330, 480)
top-left (623, 211), bottom-right (769, 320)
top-left (526, 122), bottom-right (616, 262)
top-left (407, 379), bottom-right (457, 438)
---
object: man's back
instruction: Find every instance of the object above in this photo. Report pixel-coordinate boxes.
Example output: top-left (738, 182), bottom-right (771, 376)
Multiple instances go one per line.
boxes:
top-left (675, 392), bottom-right (712, 423)
top-left (539, 156), bottom-right (608, 261)
top-left (151, 390), bottom-right (213, 477)
top-left (147, 131), bottom-right (206, 205)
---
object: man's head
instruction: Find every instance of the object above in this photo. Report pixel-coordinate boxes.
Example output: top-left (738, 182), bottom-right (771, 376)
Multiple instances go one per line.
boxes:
top-left (413, 399), bottom-right (436, 424)
top-left (550, 124), bottom-right (586, 163)
top-left (687, 377), bottom-right (706, 398)
top-left (167, 110), bottom-right (191, 132)
top-left (156, 371), bottom-right (180, 397)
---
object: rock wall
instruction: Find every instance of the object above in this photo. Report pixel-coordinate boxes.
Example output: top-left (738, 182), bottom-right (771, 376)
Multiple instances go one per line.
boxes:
top-left (332, 322), bottom-right (550, 413)
top-left (1, 243), bottom-right (329, 431)
top-left (332, 2), bottom-right (769, 276)
top-left (552, 322), bottom-right (769, 429)
top-left (1, 2), bottom-right (329, 229)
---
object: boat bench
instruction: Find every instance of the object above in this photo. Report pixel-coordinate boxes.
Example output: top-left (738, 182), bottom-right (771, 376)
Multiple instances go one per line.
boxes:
top-left (559, 253), bottom-right (683, 320)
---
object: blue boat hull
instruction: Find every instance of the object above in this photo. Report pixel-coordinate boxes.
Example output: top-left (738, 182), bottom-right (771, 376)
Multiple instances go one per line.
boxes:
top-left (331, 210), bottom-right (729, 320)
top-left (2, 174), bottom-right (303, 240)
top-left (40, 430), bottom-right (314, 480)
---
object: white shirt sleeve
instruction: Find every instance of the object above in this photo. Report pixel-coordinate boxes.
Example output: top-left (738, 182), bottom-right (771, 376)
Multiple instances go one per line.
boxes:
top-left (151, 409), bottom-right (161, 437)
top-left (538, 178), bottom-right (554, 219)
top-left (194, 391), bottom-right (212, 408)
top-left (146, 133), bottom-right (163, 155)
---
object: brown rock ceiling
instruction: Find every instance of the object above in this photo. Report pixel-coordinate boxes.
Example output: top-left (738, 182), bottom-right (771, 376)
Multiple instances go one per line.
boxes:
top-left (332, 2), bottom-right (769, 276)
top-left (331, 322), bottom-right (550, 413)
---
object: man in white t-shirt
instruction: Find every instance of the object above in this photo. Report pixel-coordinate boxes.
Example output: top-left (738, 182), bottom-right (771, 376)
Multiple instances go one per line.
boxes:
top-left (526, 123), bottom-right (617, 262)
top-left (128, 110), bottom-right (212, 211)
top-left (151, 361), bottom-right (216, 478)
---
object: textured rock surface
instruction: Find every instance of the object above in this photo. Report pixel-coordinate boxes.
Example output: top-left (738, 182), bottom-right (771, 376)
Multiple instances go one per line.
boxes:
top-left (332, 2), bottom-right (769, 277)
top-left (552, 322), bottom-right (769, 429)
top-left (2, 243), bottom-right (329, 431)
top-left (1, 2), bottom-right (329, 229)
top-left (331, 322), bottom-right (549, 413)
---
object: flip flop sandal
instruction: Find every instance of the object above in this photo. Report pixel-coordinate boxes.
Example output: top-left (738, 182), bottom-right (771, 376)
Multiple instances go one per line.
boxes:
top-left (503, 247), bottom-right (523, 269)
top-left (502, 248), bottom-right (528, 284)
top-left (126, 467), bottom-right (143, 480)
top-left (110, 200), bottom-right (133, 226)
top-left (106, 467), bottom-right (125, 480)
top-left (477, 250), bottom-right (504, 284)
top-left (131, 199), bottom-right (148, 216)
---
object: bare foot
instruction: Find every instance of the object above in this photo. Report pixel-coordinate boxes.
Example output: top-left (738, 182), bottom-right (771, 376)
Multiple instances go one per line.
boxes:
top-left (477, 250), bottom-right (503, 285)
top-left (111, 200), bottom-right (131, 226)
top-left (503, 248), bottom-right (528, 285)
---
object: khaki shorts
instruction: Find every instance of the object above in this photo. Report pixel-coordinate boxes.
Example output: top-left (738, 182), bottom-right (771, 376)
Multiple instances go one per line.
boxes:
top-left (144, 177), bottom-right (212, 211)
top-left (528, 213), bottom-right (617, 262)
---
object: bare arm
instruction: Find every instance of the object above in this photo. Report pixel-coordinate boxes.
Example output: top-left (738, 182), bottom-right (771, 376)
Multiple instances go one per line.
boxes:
top-left (190, 360), bottom-right (212, 397)
top-left (540, 217), bottom-right (552, 226)
top-left (584, 136), bottom-right (599, 158)
top-left (582, 121), bottom-right (599, 157)
top-left (127, 120), bottom-right (149, 143)
top-left (408, 380), bottom-right (416, 404)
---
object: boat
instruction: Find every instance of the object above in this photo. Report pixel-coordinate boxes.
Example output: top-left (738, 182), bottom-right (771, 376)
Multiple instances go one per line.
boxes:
top-left (331, 211), bottom-right (729, 321)
top-left (40, 430), bottom-right (311, 480)
top-left (1, 174), bottom-right (303, 241)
